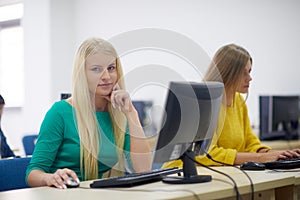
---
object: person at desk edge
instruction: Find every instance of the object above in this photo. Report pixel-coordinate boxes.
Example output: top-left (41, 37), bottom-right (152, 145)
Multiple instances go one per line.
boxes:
top-left (0, 94), bottom-right (16, 159)
top-left (26, 37), bottom-right (152, 189)
top-left (164, 44), bottom-right (300, 168)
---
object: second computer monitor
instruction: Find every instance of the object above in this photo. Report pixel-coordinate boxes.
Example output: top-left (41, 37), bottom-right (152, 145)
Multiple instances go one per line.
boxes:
top-left (153, 81), bottom-right (224, 184)
top-left (259, 95), bottom-right (300, 140)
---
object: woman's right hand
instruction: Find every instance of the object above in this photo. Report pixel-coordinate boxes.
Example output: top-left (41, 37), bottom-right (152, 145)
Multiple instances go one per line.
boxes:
top-left (261, 149), bottom-right (300, 162)
top-left (46, 168), bottom-right (79, 189)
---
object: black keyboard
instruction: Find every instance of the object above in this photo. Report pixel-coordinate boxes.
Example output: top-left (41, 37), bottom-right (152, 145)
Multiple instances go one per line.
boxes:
top-left (90, 167), bottom-right (182, 188)
top-left (263, 157), bottom-right (300, 169)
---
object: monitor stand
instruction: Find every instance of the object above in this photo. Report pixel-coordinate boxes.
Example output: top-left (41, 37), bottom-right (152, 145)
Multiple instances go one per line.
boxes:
top-left (162, 149), bottom-right (212, 184)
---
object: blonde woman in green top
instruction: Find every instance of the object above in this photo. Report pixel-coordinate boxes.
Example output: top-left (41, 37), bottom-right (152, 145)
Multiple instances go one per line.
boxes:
top-left (164, 44), bottom-right (300, 168)
top-left (26, 38), bottom-right (152, 189)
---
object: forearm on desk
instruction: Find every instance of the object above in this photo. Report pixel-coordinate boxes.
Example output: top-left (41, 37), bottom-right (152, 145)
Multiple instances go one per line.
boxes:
top-left (234, 150), bottom-right (287, 165)
top-left (234, 152), bottom-right (265, 165)
top-left (27, 169), bottom-right (52, 187)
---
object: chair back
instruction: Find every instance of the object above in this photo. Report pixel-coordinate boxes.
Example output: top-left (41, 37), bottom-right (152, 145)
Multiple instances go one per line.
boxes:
top-left (22, 134), bottom-right (38, 156)
top-left (0, 157), bottom-right (31, 191)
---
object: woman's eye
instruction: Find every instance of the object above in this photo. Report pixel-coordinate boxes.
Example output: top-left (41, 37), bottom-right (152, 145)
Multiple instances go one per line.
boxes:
top-left (107, 65), bottom-right (116, 71)
top-left (91, 66), bottom-right (103, 72)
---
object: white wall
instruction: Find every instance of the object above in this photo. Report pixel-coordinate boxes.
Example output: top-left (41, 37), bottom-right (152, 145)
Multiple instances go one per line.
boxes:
top-left (2, 0), bottom-right (52, 155)
top-left (2, 0), bottom-right (300, 155)
top-left (74, 0), bottom-right (300, 130)
top-left (50, 0), bottom-right (75, 99)
top-left (2, 0), bottom-right (75, 155)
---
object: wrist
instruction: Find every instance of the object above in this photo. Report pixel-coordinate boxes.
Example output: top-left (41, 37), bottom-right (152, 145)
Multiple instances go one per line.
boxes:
top-left (125, 108), bottom-right (138, 119)
top-left (44, 173), bottom-right (53, 187)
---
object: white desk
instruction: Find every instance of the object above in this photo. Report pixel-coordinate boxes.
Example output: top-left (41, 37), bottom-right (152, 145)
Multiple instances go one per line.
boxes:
top-left (0, 166), bottom-right (299, 200)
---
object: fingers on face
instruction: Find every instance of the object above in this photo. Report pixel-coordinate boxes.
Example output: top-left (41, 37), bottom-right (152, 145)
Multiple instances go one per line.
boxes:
top-left (115, 92), bottom-right (125, 107)
top-left (113, 91), bottom-right (131, 112)
top-left (124, 97), bottom-right (131, 112)
top-left (110, 85), bottom-right (121, 108)
top-left (111, 91), bottom-right (116, 108)
top-left (113, 83), bottom-right (120, 91)
top-left (110, 85), bottom-right (132, 112)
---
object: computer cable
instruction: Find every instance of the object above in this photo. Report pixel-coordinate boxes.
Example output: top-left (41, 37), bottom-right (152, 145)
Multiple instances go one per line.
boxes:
top-left (205, 153), bottom-right (254, 200)
top-left (185, 153), bottom-right (241, 200)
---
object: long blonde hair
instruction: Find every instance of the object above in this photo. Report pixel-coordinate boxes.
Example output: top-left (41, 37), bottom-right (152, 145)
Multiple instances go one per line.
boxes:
top-left (72, 37), bottom-right (126, 180)
top-left (203, 44), bottom-right (252, 97)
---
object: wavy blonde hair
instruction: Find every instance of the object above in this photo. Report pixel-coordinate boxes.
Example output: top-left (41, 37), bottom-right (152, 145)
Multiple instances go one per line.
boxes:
top-left (72, 37), bottom-right (126, 180)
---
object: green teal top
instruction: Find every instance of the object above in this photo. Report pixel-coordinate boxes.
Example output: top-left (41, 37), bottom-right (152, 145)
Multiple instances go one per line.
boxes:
top-left (25, 100), bottom-right (130, 181)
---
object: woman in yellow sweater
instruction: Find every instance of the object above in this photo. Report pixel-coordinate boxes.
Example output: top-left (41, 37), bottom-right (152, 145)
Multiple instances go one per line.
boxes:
top-left (164, 44), bottom-right (300, 167)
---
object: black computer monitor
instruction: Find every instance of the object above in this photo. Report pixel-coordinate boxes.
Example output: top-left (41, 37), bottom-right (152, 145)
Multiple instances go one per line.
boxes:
top-left (61, 93), bottom-right (71, 100)
top-left (259, 95), bottom-right (300, 140)
top-left (153, 81), bottom-right (224, 184)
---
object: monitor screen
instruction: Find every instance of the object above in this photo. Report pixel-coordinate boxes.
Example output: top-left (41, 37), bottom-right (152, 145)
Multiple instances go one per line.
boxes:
top-left (153, 81), bottom-right (223, 184)
top-left (61, 93), bottom-right (71, 100)
top-left (259, 95), bottom-right (300, 140)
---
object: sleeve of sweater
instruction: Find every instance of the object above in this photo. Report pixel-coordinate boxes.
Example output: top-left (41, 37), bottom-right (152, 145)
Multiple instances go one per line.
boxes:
top-left (25, 102), bottom-right (64, 179)
top-left (195, 133), bottom-right (237, 166)
top-left (196, 104), bottom-right (237, 166)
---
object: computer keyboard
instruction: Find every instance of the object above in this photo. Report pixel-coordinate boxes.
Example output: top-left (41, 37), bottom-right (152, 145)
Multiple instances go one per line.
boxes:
top-left (262, 157), bottom-right (300, 169)
top-left (90, 167), bottom-right (182, 188)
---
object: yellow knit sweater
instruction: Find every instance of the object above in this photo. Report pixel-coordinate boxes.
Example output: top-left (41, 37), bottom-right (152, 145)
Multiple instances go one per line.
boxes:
top-left (163, 93), bottom-right (270, 168)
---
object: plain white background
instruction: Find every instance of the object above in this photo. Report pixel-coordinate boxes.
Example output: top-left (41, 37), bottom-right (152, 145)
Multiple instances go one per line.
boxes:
top-left (2, 0), bottom-right (300, 155)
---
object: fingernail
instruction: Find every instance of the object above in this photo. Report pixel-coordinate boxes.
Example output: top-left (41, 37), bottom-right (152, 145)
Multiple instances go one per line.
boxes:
top-left (76, 178), bottom-right (80, 183)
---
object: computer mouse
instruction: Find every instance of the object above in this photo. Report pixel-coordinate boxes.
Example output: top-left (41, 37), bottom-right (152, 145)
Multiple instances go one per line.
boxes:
top-left (64, 176), bottom-right (80, 188)
top-left (240, 161), bottom-right (266, 170)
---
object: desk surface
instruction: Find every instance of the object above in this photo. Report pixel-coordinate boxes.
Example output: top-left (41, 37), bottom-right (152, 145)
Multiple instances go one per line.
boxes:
top-left (261, 140), bottom-right (300, 150)
top-left (0, 167), bottom-right (299, 200)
